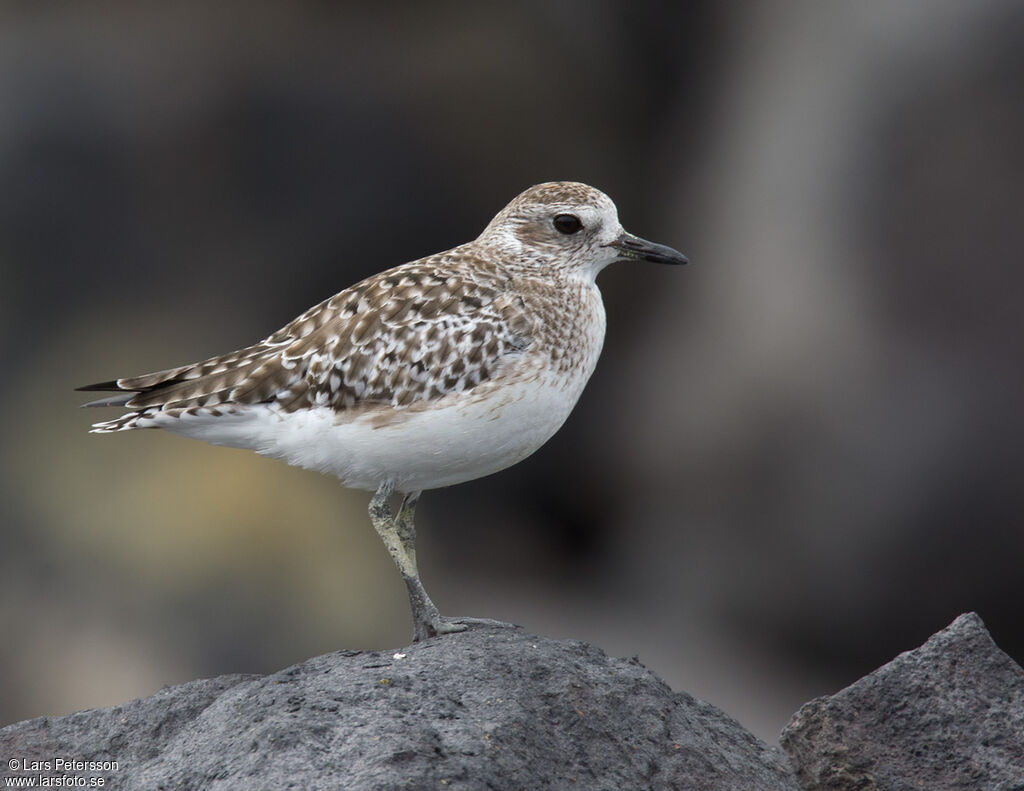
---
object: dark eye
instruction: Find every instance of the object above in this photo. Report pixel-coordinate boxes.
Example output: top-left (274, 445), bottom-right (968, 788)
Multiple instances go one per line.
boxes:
top-left (553, 214), bottom-right (583, 235)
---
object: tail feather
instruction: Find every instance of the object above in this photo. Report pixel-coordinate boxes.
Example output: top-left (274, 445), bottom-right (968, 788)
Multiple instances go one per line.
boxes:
top-left (77, 362), bottom-right (209, 415)
top-left (78, 340), bottom-right (287, 431)
top-left (114, 363), bottom-right (201, 392)
top-left (77, 363), bottom-right (197, 402)
top-left (76, 380), bottom-right (123, 392)
top-left (89, 412), bottom-right (149, 433)
top-left (77, 371), bottom-right (179, 431)
top-left (79, 392), bottom-right (136, 408)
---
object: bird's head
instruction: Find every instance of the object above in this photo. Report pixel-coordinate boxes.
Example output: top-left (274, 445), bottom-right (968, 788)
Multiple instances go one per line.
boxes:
top-left (479, 181), bottom-right (687, 279)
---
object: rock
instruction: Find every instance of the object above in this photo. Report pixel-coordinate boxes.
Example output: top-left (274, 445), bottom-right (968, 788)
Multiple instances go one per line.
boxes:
top-left (781, 612), bottom-right (1024, 791)
top-left (1, 628), bottom-right (798, 790)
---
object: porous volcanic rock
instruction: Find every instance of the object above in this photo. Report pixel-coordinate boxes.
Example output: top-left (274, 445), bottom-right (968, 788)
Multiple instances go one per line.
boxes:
top-left (1, 627), bottom-right (798, 790)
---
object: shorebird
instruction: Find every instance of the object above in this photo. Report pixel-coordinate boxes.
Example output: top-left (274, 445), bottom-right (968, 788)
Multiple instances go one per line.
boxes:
top-left (78, 181), bottom-right (687, 641)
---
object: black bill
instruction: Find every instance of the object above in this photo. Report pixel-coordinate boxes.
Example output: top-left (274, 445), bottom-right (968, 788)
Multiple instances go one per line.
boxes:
top-left (607, 232), bottom-right (688, 265)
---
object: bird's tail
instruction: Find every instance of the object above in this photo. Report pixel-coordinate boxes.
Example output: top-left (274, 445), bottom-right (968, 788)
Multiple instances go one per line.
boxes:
top-left (87, 412), bottom-right (150, 433)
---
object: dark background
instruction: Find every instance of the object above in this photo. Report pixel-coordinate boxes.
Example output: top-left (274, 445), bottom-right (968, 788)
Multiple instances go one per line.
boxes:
top-left (2, 1), bottom-right (1022, 742)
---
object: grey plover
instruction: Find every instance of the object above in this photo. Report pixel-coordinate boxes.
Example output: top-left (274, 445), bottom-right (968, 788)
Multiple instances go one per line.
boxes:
top-left (79, 181), bottom-right (687, 641)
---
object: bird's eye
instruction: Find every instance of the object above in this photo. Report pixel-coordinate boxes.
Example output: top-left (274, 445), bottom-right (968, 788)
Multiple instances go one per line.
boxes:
top-left (553, 214), bottom-right (583, 235)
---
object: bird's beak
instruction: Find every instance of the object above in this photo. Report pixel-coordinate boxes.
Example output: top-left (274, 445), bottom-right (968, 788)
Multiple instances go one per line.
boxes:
top-left (607, 232), bottom-right (688, 265)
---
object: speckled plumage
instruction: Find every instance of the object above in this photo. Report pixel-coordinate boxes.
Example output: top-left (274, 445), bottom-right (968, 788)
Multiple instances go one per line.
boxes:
top-left (79, 181), bottom-right (687, 640)
top-left (86, 259), bottom-right (536, 424)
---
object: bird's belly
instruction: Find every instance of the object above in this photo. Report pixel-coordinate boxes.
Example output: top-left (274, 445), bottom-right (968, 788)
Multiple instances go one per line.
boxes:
top-left (336, 376), bottom-right (579, 491)
top-left (176, 368), bottom-right (590, 492)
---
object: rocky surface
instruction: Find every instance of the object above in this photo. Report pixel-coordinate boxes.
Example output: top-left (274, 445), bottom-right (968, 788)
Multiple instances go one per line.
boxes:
top-left (3, 614), bottom-right (1022, 790)
top-left (0, 627), bottom-right (797, 790)
top-left (781, 612), bottom-right (1024, 791)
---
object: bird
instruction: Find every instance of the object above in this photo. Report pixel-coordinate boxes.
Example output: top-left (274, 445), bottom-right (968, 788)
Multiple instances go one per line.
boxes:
top-left (78, 181), bottom-right (687, 642)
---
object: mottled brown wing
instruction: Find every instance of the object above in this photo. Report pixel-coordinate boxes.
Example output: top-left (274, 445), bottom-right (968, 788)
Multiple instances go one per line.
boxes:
top-left (79, 260), bottom-right (535, 416)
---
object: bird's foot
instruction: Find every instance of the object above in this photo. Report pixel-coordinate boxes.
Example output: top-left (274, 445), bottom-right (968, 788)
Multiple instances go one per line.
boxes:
top-left (413, 615), bottom-right (520, 642)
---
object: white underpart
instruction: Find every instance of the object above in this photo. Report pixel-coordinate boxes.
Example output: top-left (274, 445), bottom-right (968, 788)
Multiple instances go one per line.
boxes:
top-left (147, 364), bottom-right (595, 493)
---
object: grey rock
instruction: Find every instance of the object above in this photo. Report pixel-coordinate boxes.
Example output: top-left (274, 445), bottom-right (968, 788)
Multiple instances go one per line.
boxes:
top-left (781, 612), bottom-right (1024, 791)
top-left (1, 628), bottom-right (798, 790)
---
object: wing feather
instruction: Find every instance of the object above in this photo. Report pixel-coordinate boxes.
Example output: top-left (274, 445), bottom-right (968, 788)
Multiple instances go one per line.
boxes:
top-left (79, 256), bottom-right (535, 425)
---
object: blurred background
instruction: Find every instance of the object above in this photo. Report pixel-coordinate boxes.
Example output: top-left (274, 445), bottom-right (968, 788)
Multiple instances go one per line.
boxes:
top-left (2, 1), bottom-right (1022, 743)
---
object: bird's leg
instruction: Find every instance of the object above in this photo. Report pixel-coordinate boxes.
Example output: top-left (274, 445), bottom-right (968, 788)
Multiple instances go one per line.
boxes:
top-left (393, 491), bottom-right (448, 641)
top-left (367, 483), bottom-right (517, 642)
top-left (368, 483), bottom-right (445, 641)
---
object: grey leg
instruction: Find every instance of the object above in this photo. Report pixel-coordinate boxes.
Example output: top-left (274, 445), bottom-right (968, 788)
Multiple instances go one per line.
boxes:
top-left (367, 482), bottom-right (518, 642)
